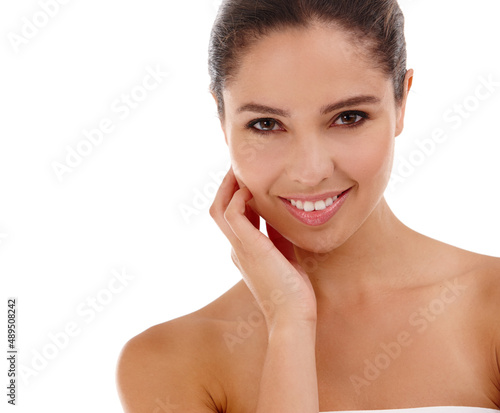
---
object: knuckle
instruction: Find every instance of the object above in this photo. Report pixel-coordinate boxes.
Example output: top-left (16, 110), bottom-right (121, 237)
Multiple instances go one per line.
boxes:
top-left (209, 203), bottom-right (217, 218)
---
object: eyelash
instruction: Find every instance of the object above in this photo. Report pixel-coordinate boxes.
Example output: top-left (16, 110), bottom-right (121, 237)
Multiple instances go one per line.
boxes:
top-left (245, 110), bottom-right (370, 136)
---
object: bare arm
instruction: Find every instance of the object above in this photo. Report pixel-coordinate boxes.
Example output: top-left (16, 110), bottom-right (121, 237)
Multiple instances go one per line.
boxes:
top-left (118, 166), bottom-right (321, 413)
top-left (210, 167), bottom-right (320, 413)
top-left (256, 321), bottom-right (318, 413)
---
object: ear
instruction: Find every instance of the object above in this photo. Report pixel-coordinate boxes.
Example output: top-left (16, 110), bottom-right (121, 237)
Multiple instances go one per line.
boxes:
top-left (211, 92), bottom-right (228, 146)
top-left (395, 69), bottom-right (414, 137)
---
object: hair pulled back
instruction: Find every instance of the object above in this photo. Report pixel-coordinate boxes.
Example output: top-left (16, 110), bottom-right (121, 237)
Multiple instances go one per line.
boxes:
top-left (208, 0), bottom-right (407, 119)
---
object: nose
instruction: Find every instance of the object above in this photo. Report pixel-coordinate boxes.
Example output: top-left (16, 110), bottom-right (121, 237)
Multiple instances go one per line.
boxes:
top-left (285, 132), bottom-right (334, 187)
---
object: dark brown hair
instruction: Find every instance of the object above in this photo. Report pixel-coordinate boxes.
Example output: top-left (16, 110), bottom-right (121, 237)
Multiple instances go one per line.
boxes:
top-left (208, 0), bottom-right (407, 119)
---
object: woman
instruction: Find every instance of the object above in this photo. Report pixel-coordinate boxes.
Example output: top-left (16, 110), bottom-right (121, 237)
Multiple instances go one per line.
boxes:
top-left (117, 0), bottom-right (500, 411)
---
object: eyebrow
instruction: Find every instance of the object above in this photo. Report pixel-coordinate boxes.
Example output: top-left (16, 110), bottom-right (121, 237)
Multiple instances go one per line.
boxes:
top-left (236, 95), bottom-right (381, 117)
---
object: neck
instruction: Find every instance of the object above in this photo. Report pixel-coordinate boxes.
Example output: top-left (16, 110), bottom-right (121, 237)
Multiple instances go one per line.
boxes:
top-left (293, 198), bottom-right (422, 306)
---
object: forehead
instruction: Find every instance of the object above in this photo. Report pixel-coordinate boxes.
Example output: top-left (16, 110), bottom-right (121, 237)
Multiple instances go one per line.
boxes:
top-left (224, 25), bottom-right (392, 113)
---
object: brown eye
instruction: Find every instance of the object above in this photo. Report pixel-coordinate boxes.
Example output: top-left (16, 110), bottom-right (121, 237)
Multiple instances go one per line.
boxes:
top-left (340, 113), bottom-right (358, 124)
top-left (333, 111), bottom-right (367, 127)
top-left (252, 118), bottom-right (279, 131)
top-left (261, 120), bottom-right (275, 130)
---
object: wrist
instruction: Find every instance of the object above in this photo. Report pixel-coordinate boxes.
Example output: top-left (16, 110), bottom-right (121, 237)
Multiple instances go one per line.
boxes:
top-left (266, 305), bottom-right (317, 328)
top-left (267, 316), bottom-right (317, 337)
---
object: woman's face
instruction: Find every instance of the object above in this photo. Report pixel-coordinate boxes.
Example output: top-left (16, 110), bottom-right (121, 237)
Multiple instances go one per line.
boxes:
top-left (219, 24), bottom-right (411, 253)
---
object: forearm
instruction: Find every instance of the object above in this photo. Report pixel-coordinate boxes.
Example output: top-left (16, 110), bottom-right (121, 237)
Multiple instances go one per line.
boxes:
top-left (256, 321), bottom-right (319, 413)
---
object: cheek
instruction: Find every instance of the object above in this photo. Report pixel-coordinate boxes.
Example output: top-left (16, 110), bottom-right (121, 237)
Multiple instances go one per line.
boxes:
top-left (228, 137), bottom-right (276, 192)
top-left (228, 137), bottom-right (286, 219)
top-left (341, 125), bottom-right (394, 185)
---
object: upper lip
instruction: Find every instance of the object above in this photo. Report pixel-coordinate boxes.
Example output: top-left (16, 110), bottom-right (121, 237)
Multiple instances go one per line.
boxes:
top-left (279, 188), bottom-right (351, 203)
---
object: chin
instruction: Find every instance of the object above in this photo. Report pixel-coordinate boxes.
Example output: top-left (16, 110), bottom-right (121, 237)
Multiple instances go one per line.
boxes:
top-left (288, 230), bottom-right (346, 254)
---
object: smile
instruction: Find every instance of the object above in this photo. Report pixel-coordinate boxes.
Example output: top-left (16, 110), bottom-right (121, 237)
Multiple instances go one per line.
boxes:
top-left (279, 188), bottom-right (352, 226)
top-left (287, 196), bottom-right (338, 212)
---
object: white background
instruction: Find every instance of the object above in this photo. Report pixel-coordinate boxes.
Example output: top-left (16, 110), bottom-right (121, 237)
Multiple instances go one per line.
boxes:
top-left (1, 0), bottom-right (499, 411)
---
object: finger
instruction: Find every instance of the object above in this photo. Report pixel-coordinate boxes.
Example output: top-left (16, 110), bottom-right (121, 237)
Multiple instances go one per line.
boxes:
top-left (209, 167), bottom-right (241, 247)
top-left (224, 186), bottom-right (273, 252)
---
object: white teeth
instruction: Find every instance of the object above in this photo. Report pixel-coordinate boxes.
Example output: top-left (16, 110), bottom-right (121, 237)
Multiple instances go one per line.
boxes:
top-left (315, 200), bottom-right (326, 211)
top-left (326, 196), bottom-right (338, 206)
top-left (288, 195), bottom-right (339, 211)
top-left (304, 201), bottom-right (314, 212)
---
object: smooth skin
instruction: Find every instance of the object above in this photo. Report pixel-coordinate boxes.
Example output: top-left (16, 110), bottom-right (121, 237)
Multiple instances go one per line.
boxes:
top-left (116, 24), bottom-right (500, 412)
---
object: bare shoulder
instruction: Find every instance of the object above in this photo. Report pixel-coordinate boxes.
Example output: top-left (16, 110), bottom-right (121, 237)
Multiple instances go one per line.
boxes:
top-left (443, 245), bottom-right (500, 311)
top-left (458, 249), bottom-right (500, 307)
top-left (116, 317), bottom-right (218, 413)
top-left (471, 253), bottom-right (500, 327)
top-left (424, 242), bottom-right (500, 394)
top-left (423, 236), bottom-right (500, 299)
top-left (116, 309), bottom-right (232, 412)
top-left (456, 249), bottom-right (500, 379)
top-left (116, 280), bottom-right (253, 413)
top-left (422, 237), bottom-right (500, 340)
top-left (472, 252), bottom-right (500, 382)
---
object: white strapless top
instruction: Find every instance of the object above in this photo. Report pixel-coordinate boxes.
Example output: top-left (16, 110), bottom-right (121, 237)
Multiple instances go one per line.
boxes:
top-left (321, 407), bottom-right (499, 412)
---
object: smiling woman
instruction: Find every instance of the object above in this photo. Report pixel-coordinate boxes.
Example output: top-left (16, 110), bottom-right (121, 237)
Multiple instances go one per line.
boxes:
top-left (116, 1), bottom-right (500, 412)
